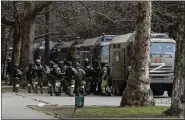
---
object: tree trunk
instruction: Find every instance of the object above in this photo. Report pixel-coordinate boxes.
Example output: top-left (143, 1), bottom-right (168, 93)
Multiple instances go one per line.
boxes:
top-left (163, 14), bottom-right (185, 118)
top-left (19, 19), bottom-right (35, 88)
top-left (44, 6), bottom-right (50, 66)
top-left (1, 25), bottom-right (6, 80)
top-left (10, 27), bottom-right (21, 86)
top-left (120, 1), bottom-right (154, 107)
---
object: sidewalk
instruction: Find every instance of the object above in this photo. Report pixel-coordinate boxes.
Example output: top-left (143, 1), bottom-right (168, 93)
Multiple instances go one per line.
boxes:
top-left (17, 92), bottom-right (171, 107)
top-left (2, 92), bottom-right (56, 119)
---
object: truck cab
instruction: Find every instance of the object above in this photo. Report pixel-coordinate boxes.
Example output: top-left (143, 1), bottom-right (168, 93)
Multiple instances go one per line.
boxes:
top-left (109, 33), bottom-right (176, 96)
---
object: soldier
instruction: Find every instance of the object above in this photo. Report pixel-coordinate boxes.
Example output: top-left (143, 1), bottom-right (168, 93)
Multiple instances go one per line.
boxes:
top-left (58, 61), bottom-right (65, 89)
top-left (6, 58), bottom-right (11, 84)
top-left (47, 61), bottom-right (56, 96)
top-left (92, 60), bottom-right (101, 94)
top-left (100, 62), bottom-right (111, 96)
top-left (75, 62), bottom-right (86, 96)
top-left (83, 58), bottom-right (94, 95)
top-left (33, 59), bottom-right (45, 94)
top-left (65, 61), bottom-right (78, 96)
top-left (26, 62), bottom-right (35, 93)
top-left (62, 59), bottom-right (69, 94)
top-left (53, 63), bottom-right (62, 96)
top-left (13, 64), bottom-right (22, 93)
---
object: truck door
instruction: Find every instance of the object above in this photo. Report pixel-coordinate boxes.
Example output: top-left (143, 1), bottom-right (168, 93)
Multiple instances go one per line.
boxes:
top-left (80, 51), bottom-right (92, 65)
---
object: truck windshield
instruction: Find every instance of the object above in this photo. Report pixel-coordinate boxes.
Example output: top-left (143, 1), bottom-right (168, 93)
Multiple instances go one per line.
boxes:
top-left (150, 42), bottom-right (176, 55)
top-left (102, 46), bottom-right (109, 57)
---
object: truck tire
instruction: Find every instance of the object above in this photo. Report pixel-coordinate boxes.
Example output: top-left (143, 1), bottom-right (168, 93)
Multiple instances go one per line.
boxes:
top-left (153, 90), bottom-right (164, 96)
top-left (167, 89), bottom-right (172, 97)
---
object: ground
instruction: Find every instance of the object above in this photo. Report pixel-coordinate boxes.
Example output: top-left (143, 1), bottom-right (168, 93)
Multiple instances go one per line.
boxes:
top-left (2, 88), bottom-right (172, 119)
top-left (28, 105), bottom-right (172, 118)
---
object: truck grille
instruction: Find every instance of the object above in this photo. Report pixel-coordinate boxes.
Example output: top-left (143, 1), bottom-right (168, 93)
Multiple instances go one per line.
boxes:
top-left (149, 66), bottom-right (172, 71)
top-left (150, 76), bottom-right (169, 79)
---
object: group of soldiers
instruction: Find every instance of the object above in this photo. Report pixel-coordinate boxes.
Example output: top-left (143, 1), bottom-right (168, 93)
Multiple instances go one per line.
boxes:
top-left (9, 58), bottom-right (112, 96)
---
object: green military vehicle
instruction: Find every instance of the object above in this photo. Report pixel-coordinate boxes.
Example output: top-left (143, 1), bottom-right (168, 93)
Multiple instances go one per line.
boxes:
top-left (109, 32), bottom-right (176, 97)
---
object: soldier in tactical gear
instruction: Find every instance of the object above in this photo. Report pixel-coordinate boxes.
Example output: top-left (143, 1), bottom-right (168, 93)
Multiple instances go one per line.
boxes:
top-left (65, 61), bottom-right (78, 96)
top-left (75, 62), bottom-right (86, 96)
top-left (13, 64), bottom-right (22, 93)
top-left (53, 64), bottom-right (62, 96)
top-left (58, 61), bottom-right (66, 91)
top-left (47, 61), bottom-right (56, 96)
top-left (83, 58), bottom-right (94, 95)
top-left (26, 62), bottom-right (35, 93)
top-left (100, 62), bottom-right (111, 96)
top-left (33, 59), bottom-right (44, 94)
top-left (92, 60), bottom-right (101, 94)
top-left (5, 58), bottom-right (11, 84)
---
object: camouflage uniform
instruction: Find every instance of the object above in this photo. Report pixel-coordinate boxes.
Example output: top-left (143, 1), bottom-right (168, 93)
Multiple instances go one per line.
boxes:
top-left (92, 61), bottom-right (101, 94)
top-left (47, 61), bottom-right (59, 96)
top-left (58, 61), bottom-right (66, 92)
top-left (65, 61), bottom-right (77, 96)
top-left (75, 62), bottom-right (86, 96)
top-left (13, 64), bottom-right (22, 93)
top-left (100, 64), bottom-right (111, 95)
top-left (83, 58), bottom-right (94, 95)
top-left (33, 59), bottom-right (45, 94)
top-left (26, 62), bottom-right (35, 93)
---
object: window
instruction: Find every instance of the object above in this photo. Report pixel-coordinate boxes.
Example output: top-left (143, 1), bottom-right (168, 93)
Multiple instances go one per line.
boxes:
top-left (113, 44), bottom-right (116, 49)
top-left (114, 51), bottom-right (120, 62)
top-left (150, 42), bottom-right (176, 55)
top-left (117, 44), bottom-right (121, 48)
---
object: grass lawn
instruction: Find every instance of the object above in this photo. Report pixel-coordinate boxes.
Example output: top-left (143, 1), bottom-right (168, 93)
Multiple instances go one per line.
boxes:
top-left (28, 105), bottom-right (176, 118)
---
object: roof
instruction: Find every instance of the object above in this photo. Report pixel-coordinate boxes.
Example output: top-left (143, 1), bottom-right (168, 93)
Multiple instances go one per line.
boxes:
top-left (150, 38), bottom-right (176, 43)
top-left (37, 41), bottom-right (58, 50)
top-left (58, 41), bottom-right (77, 48)
top-left (110, 33), bottom-right (134, 44)
top-left (80, 37), bottom-right (100, 46)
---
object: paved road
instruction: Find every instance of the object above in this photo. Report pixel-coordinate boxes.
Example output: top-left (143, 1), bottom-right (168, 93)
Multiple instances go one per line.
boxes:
top-left (2, 93), bottom-right (55, 119)
top-left (2, 91), bottom-right (171, 119)
top-left (16, 91), bottom-right (171, 107)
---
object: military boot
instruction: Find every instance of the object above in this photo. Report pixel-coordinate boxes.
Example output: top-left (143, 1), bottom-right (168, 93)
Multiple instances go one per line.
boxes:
top-left (28, 84), bottom-right (31, 93)
top-left (68, 87), bottom-right (75, 97)
top-left (81, 87), bottom-right (87, 96)
top-left (40, 86), bottom-right (43, 94)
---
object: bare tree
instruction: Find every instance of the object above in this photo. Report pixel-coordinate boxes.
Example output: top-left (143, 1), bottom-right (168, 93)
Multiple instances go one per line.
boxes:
top-left (120, 1), bottom-right (154, 106)
top-left (163, 2), bottom-right (185, 118)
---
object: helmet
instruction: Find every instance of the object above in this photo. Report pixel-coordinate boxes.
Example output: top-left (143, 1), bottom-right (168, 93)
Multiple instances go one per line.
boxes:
top-left (58, 61), bottom-right (64, 65)
top-left (67, 61), bottom-right (72, 67)
top-left (49, 60), bottom-right (55, 66)
top-left (15, 64), bottom-right (19, 68)
top-left (36, 59), bottom-right (41, 64)
top-left (64, 59), bottom-right (68, 65)
top-left (84, 58), bottom-right (89, 62)
top-left (75, 62), bottom-right (80, 68)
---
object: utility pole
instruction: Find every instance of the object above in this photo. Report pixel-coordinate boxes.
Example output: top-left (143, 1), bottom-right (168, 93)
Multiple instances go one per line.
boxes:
top-left (44, 6), bottom-right (50, 66)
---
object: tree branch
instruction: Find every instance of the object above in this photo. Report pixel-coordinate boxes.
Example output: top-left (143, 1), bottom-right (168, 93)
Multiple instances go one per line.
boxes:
top-left (79, 1), bottom-right (95, 25)
top-left (34, 33), bottom-right (75, 40)
top-left (1, 17), bottom-right (16, 27)
top-left (30, 2), bottom-right (52, 19)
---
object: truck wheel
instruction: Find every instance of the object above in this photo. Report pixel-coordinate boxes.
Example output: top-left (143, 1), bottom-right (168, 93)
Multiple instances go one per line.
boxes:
top-left (153, 90), bottom-right (164, 96)
top-left (167, 89), bottom-right (172, 97)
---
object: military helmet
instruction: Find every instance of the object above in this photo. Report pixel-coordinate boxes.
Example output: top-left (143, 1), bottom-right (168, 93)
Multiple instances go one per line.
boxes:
top-left (14, 64), bottom-right (19, 68)
top-left (36, 59), bottom-right (41, 64)
top-left (84, 58), bottom-right (89, 62)
top-left (67, 61), bottom-right (72, 67)
top-left (49, 60), bottom-right (55, 65)
top-left (58, 61), bottom-right (64, 65)
top-left (75, 62), bottom-right (80, 67)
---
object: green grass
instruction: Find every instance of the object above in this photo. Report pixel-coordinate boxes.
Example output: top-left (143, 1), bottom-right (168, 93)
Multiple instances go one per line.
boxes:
top-left (28, 105), bottom-right (176, 118)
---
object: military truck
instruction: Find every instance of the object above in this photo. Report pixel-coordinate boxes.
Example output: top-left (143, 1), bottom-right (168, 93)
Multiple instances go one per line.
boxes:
top-left (78, 34), bottom-right (114, 66)
top-left (109, 33), bottom-right (176, 97)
